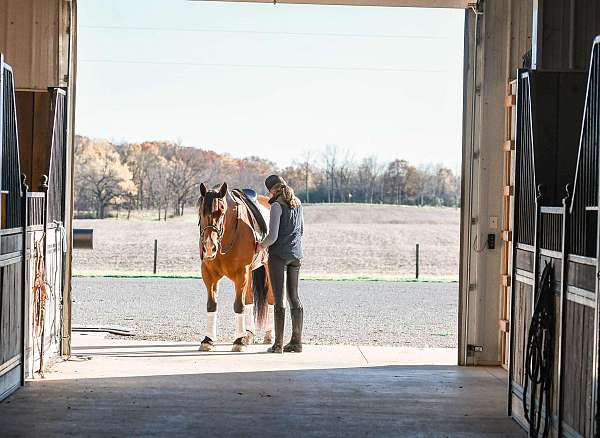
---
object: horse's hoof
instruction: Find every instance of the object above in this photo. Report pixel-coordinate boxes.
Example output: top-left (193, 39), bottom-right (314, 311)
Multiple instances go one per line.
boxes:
top-left (199, 336), bottom-right (214, 352)
top-left (232, 337), bottom-right (247, 352)
top-left (244, 331), bottom-right (255, 345)
top-left (263, 331), bottom-right (274, 345)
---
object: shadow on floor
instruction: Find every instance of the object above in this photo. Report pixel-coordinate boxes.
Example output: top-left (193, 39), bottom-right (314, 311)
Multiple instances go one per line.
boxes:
top-left (0, 365), bottom-right (524, 437)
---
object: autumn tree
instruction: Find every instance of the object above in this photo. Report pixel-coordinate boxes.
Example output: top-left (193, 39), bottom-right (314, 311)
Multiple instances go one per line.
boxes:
top-left (75, 137), bottom-right (136, 219)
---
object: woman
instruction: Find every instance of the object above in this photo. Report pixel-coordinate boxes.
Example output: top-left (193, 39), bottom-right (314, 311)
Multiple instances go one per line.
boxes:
top-left (258, 175), bottom-right (304, 353)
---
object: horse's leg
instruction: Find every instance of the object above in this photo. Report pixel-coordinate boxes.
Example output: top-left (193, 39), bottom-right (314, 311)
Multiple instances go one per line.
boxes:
top-left (200, 267), bottom-right (220, 352)
top-left (231, 269), bottom-right (250, 352)
top-left (243, 271), bottom-right (256, 345)
top-left (263, 261), bottom-right (275, 344)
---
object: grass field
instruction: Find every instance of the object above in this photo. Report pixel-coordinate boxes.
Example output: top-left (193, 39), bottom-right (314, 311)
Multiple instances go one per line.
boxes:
top-left (73, 204), bottom-right (460, 279)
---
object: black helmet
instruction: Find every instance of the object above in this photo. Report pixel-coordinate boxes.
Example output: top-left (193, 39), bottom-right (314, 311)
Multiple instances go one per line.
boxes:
top-left (265, 174), bottom-right (286, 191)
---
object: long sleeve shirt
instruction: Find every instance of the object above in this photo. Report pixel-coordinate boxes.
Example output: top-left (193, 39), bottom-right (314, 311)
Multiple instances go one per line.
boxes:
top-left (261, 202), bottom-right (282, 248)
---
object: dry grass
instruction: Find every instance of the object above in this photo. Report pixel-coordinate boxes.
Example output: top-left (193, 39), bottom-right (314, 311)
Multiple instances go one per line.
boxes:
top-left (73, 204), bottom-right (459, 278)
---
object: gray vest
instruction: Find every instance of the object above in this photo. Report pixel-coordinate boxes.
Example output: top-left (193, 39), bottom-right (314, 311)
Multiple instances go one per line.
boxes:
top-left (269, 199), bottom-right (303, 261)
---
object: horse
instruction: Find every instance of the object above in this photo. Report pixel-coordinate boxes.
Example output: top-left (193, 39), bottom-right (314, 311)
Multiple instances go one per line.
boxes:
top-left (197, 182), bottom-right (274, 352)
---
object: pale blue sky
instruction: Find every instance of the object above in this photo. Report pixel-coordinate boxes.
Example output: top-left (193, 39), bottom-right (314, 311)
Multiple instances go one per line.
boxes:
top-left (76, 1), bottom-right (464, 169)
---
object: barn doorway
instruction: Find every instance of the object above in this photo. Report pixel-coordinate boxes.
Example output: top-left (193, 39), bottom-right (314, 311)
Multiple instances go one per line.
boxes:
top-left (71, 0), bottom-right (465, 363)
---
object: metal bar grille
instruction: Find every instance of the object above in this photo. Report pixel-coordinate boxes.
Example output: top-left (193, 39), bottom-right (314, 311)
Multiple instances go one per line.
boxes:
top-left (570, 43), bottom-right (600, 257)
top-left (1, 64), bottom-right (22, 228)
top-left (26, 193), bottom-right (45, 227)
top-left (515, 73), bottom-right (536, 246)
top-left (46, 88), bottom-right (67, 224)
top-left (539, 209), bottom-right (564, 252)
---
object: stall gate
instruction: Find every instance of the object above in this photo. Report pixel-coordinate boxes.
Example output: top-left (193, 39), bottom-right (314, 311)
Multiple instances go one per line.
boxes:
top-left (0, 55), bottom-right (67, 401)
top-left (509, 37), bottom-right (600, 437)
top-left (0, 54), bottom-right (26, 401)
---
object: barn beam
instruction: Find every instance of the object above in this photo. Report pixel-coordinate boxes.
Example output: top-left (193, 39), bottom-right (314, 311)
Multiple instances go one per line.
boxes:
top-left (191, 0), bottom-right (469, 8)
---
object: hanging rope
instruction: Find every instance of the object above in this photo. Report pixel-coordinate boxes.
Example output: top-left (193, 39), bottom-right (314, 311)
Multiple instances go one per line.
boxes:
top-left (523, 261), bottom-right (555, 438)
top-left (32, 234), bottom-right (47, 376)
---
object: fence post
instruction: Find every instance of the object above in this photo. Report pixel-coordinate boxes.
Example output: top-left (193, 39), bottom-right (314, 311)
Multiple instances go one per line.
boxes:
top-left (415, 243), bottom-right (420, 280)
top-left (153, 239), bottom-right (158, 274)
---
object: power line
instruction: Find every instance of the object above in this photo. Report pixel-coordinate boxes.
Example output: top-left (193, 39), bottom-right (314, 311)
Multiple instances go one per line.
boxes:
top-left (78, 59), bottom-right (446, 73)
top-left (80, 25), bottom-right (447, 40)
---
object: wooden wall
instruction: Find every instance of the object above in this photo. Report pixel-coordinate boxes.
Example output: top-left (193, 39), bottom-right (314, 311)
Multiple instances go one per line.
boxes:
top-left (508, 0), bottom-right (534, 75)
top-left (0, 228), bottom-right (24, 401)
top-left (15, 91), bottom-right (52, 190)
top-left (0, 259), bottom-right (23, 400)
top-left (0, 0), bottom-right (70, 91)
top-left (561, 299), bottom-right (594, 436)
top-left (534, 0), bottom-right (600, 70)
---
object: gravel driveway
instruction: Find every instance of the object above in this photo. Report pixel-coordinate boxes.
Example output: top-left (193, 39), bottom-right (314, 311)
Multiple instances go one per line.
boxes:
top-left (72, 277), bottom-right (458, 348)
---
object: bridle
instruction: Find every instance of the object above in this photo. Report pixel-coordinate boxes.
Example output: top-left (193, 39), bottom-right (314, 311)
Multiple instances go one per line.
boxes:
top-left (198, 194), bottom-right (239, 258)
top-left (199, 223), bottom-right (224, 242)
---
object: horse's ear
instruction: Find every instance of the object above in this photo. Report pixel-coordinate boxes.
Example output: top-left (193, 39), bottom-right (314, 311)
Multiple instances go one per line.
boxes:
top-left (200, 182), bottom-right (207, 197)
top-left (218, 182), bottom-right (228, 198)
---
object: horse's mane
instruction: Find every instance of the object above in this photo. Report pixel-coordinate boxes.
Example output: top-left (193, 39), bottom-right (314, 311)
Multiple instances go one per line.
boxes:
top-left (200, 185), bottom-right (228, 216)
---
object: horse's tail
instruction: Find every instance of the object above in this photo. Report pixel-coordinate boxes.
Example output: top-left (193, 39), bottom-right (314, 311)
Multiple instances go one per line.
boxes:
top-left (252, 265), bottom-right (269, 330)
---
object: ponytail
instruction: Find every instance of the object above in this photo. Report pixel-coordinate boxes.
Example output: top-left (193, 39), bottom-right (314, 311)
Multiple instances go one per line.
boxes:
top-left (272, 182), bottom-right (300, 209)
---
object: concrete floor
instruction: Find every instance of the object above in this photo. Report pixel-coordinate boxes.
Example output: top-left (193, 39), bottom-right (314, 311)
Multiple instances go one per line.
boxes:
top-left (0, 333), bottom-right (524, 437)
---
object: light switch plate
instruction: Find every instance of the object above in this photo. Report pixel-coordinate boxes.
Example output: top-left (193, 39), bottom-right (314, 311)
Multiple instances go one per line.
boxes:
top-left (489, 216), bottom-right (498, 229)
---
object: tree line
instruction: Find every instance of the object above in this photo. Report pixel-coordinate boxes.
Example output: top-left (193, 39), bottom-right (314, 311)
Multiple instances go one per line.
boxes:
top-left (74, 136), bottom-right (461, 219)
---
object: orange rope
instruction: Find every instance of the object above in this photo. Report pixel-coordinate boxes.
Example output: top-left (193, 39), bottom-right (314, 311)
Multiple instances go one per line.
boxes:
top-left (32, 235), bottom-right (47, 375)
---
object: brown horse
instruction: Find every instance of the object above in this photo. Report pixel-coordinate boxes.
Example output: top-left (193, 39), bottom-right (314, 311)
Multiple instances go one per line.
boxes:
top-left (197, 182), bottom-right (274, 352)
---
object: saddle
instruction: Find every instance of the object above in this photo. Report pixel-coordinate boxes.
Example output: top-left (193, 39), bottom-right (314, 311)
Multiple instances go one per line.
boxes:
top-left (230, 189), bottom-right (269, 242)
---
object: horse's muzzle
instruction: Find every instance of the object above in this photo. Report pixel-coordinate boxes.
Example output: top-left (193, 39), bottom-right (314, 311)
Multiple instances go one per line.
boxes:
top-left (201, 244), bottom-right (219, 261)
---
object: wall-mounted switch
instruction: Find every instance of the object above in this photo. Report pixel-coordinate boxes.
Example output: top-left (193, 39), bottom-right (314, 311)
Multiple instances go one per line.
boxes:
top-left (489, 216), bottom-right (498, 229)
top-left (487, 233), bottom-right (496, 249)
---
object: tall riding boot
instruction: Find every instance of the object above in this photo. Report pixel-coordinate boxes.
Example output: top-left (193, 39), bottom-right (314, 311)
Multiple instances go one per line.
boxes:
top-left (267, 307), bottom-right (285, 353)
top-left (284, 308), bottom-right (303, 353)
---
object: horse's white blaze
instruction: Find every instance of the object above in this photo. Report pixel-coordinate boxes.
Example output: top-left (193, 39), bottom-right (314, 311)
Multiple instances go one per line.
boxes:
top-left (244, 304), bottom-right (255, 334)
top-left (206, 311), bottom-right (217, 340)
top-left (266, 304), bottom-right (274, 331)
top-left (235, 313), bottom-right (246, 339)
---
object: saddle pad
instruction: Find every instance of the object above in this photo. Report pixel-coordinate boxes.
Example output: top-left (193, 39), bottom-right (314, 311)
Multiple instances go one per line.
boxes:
top-left (231, 189), bottom-right (269, 239)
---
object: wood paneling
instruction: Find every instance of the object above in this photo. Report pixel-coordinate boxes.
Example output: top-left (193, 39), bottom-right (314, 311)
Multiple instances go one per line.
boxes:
top-left (561, 299), bottom-right (594, 436)
top-left (512, 279), bottom-right (533, 387)
top-left (509, 0), bottom-right (533, 76)
top-left (535, 0), bottom-right (600, 70)
top-left (0, 257), bottom-right (23, 401)
top-left (567, 260), bottom-right (596, 292)
top-left (0, 0), bottom-right (70, 90)
top-left (15, 91), bottom-right (51, 190)
top-left (516, 248), bottom-right (534, 272)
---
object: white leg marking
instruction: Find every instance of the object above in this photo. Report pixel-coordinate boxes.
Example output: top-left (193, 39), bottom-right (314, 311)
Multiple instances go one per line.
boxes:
top-left (235, 313), bottom-right (246, 339)
top-left (206, 311), bottom-right (217, 340)
top-left (266, 304), bottom-right (274, 331)
top-left (244, 304), bottom-right (255, 334)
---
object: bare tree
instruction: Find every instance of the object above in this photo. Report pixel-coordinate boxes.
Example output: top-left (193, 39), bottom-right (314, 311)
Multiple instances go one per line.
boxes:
top-left (166, 147), bottom-right (218, 216)
top-left (357, 156), bottom-right (383, 203)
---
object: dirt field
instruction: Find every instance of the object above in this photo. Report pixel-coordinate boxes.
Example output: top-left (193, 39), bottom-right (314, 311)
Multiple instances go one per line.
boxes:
top-left (73, 204), bottom-right (459, 278)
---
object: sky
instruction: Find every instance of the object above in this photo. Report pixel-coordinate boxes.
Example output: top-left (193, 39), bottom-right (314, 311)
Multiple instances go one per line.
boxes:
top-left (76, 0), bottom-right (465, 170)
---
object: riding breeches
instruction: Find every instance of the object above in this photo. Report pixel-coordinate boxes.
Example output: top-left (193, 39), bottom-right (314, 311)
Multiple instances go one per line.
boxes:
top-left (268, 255), bottom-right (302, 310)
